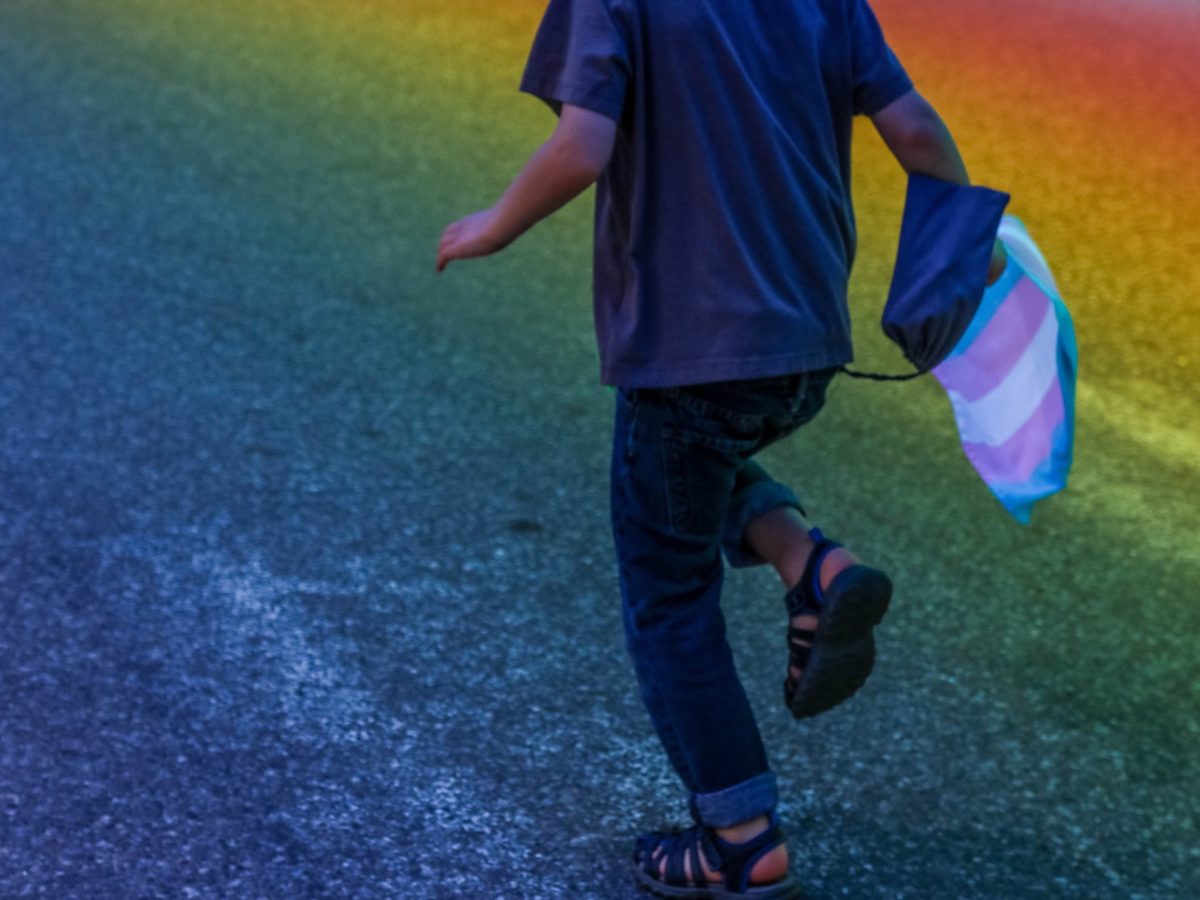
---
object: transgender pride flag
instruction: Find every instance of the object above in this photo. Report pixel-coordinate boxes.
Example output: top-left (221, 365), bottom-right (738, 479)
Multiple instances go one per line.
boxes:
top-left (931, 216), bottom-right (1078, 524)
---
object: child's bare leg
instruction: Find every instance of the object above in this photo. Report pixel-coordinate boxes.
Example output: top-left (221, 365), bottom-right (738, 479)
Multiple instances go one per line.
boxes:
top-left (743, 505), bottom-right (859, 590)
top-left (742, 506), bottom-right (862, 684)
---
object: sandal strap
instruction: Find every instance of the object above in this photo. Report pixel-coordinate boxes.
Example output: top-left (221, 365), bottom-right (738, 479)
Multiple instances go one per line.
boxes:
top-left (635, 830), bottom-right (670, 877)
top-left (665, 832), bottom-right (688, 885)
top-left (691, 835), bottom-right (715, 887)
top-left (636, 811), bottom-right (788, 892)
top-left (709, 808), bottom-right (788, 893)
top-left (697, 830), bottom-right (721, 873)
top-left (638, 824), bottom-right (712, 887)
top-left (787, 640), bottom-right (812, 670)
top-left (784, 527), bottom-right (843, 618)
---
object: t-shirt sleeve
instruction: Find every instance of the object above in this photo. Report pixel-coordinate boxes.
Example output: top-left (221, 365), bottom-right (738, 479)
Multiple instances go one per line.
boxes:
top-left (519, 0), bottom-right (631, 122)
top-left (849, 0), bottom-right (914, 116)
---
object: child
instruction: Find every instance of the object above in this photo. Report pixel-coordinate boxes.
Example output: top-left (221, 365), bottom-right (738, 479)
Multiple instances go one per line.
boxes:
top-left (437, 1), bottom-right (1000, 895)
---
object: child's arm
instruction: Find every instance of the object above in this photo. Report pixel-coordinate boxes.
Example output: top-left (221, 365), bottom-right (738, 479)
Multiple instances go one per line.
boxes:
top-left (436, 104), bottom-right (618, 273)
top-left (870, 89), bottom-right (969, 185)
top-left (871, 89), bottom-right (1007, 283)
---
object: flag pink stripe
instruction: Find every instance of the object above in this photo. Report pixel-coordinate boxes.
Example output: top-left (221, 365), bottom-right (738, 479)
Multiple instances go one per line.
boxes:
top-left (961, 376), bottom-right (1065, 485)
top-left (934, 276), bottom-right (1052, 402)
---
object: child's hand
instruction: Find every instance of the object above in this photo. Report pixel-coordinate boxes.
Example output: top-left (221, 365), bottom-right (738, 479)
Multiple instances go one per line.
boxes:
top-left (986, 239), bottom-right (1008, 286)
top-left (436, 209), bottom-right (506, 273)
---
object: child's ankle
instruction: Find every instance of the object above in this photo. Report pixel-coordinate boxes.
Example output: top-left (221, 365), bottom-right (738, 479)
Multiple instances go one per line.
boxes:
top-left (712, 817), bottom-right (789, 885)
top-left (715, 814), bottom-right (769, 843)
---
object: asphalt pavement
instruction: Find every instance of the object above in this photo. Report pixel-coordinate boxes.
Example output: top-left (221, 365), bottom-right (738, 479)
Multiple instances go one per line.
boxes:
top-left (1, 1), bottom-right (1197, 898)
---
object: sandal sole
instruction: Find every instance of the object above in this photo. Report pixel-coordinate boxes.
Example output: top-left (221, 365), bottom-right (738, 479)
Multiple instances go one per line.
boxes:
top-left (785, 565), bottom-right (892, 720)
top-left (632, 864), bottom-right (804, 899)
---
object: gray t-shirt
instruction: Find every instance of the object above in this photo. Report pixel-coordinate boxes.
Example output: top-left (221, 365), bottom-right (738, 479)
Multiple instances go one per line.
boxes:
top-left (520, 0), bottom-right (913, 388)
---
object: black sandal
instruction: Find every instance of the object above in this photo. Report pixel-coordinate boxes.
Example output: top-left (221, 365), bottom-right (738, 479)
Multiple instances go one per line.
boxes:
top-left (631, 809), bottom-right (801, 898)
top-left (784, 528), bottom-right (892, 719)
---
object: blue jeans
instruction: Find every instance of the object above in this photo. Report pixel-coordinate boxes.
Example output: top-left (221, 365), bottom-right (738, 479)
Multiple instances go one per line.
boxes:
top-left (610, 367), bottom-right (839, 827)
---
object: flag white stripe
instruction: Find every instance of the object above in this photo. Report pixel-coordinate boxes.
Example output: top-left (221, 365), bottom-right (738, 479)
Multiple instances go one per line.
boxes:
top-left (948, 301), bottom-right (1061, 447)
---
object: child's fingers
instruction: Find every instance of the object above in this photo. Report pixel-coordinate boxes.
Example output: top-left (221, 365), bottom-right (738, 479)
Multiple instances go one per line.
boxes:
top-left (436, 224), bottom-right (458, 273)
top-left (986, 239), bottom-right (1008, 286)
top-left (436, 212), bottom-right (492, 273)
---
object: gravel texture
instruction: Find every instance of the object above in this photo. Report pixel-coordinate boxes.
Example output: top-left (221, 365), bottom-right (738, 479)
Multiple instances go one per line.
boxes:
top-left (1, 1), bottom-right (1197, 897)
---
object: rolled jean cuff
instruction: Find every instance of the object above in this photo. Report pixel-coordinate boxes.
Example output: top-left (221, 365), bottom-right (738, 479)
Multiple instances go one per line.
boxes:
top-left (721, 481), bottom-right (806, 569)
top-left (692, 771), bottom-right (779, 827)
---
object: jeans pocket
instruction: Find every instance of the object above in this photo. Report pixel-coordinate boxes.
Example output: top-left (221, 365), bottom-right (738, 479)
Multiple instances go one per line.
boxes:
top-left (662, 425), bottom-right (761, 537)
top-left (784, 367), bottom-right (837, 427)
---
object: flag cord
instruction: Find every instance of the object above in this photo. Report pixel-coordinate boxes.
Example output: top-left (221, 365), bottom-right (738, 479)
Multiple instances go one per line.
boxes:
top-left (837, 365), bottom-right (929, 382)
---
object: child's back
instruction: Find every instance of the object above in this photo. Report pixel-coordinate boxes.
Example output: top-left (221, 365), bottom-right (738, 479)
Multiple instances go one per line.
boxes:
top-left (520, 0), bottom-right (913, 388)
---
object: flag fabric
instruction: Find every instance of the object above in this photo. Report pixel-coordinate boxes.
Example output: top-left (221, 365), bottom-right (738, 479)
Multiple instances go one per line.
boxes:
top-left (931, 215), bottom-right (1078, 524)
